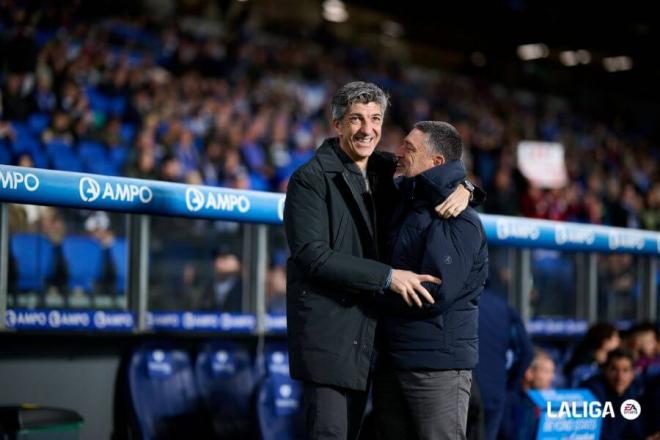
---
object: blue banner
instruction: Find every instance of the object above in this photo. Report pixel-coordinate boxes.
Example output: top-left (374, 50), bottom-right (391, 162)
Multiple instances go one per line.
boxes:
top-left (5, 308), bottom-right (134, 331)
top-left (0, 165), bottom-right (284, 224)
top-left (146, 312), bottom-right (256, 332)
top-left (1, 165), bottom-right (659, 254)
top-left (527, 389), bottom-right (602, 440)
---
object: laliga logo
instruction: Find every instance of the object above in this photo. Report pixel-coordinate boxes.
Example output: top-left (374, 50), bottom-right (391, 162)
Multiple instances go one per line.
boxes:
top-left (216, 351), bottom-right (229, 363)
top-left (80, 177), bottom-right (101, 202)
top-left (152, 350), bottom-right (165, 362)
top-left (186, 188), bottom-right (205, 212)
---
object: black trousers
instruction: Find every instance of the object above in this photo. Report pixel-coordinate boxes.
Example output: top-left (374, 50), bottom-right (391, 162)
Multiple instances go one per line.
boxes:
top-left (303, 381), bottom-right (370, 440)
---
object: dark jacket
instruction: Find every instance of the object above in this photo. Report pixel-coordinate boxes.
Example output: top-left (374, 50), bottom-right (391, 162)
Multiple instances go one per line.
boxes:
top-left (284, 137), bottom-right (398, 391)
top-left (474, 289), bottom-right (534, 440)
top-left (582, 374), bottom-right (646, 440)
top-left (380, 160), bottom-right (488, 370)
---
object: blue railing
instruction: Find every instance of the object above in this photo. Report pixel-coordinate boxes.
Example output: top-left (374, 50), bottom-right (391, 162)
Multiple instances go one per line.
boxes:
top-left (1, 165), bottom-right (659, 255)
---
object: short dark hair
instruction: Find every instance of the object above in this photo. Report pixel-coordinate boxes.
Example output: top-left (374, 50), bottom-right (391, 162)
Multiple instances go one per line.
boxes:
top-left (603, 348), bottom-right (634, 368)
top-left (331, 81), bottom-right (389, 121)
top-left (413, 121), bottom-right (463, 161)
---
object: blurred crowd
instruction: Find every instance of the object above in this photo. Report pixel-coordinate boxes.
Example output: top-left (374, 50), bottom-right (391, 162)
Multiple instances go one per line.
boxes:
top-left (1, 2), bottom-right (658, 231)
top-left (494, 320), bottom-right (660, 439)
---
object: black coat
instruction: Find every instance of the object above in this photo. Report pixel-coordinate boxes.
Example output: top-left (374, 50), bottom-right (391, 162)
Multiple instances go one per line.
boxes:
top-left (284, 138), bottom-right (397, 391)
top-left (380, 161), bottom-right (489, 371)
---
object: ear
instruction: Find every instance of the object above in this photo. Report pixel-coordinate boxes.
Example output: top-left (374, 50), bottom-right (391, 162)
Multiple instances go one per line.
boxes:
top-left (432, 155), bottom-right (446, 166)
top-left (332, 119), bottom-right (342, 136)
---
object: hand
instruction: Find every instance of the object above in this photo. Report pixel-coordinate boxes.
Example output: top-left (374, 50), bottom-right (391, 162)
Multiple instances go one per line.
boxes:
top-left (389, 270), bottom-right (441, 307)
top-left (435, 185), bottom-right (470, 219)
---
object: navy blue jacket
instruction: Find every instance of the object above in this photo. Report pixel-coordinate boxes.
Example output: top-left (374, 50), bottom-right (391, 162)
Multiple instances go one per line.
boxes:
top-left (474, 291), bottom-right (534, 423)
top-left (582, 374), bottom-right (646, 440)
top-left (380, 161), bottom-right (489, 370)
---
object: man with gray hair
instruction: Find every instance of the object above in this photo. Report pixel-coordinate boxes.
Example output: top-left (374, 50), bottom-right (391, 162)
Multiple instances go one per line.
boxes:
top-left (284, 83), bottom-right (478, 438)
top-left (373, 121), bottom-right (489, 440)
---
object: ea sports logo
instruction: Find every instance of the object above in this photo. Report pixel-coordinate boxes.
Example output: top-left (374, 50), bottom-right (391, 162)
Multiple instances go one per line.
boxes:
top-left (185, 188), bottom-right (205, 212)
top-left (79, 177), bottom-right (101, 202)
top-left (620, 399), bottom-right (641, 420)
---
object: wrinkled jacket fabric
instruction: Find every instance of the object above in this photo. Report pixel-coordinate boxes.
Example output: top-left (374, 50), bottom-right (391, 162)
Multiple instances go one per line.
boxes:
top-left (284, 137), bottom-right (397, 391)
top-left (380, 161), bottom-right (489, 371)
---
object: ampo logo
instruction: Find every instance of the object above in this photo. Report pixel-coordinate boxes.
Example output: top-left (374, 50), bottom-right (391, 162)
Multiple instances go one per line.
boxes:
top-left (216, 351), bottom-right (229, 363)
top-left (0, 170), bottom-right (39, 191)
top-left (48, 310), bottom-right (61, 328)
top-left (79, 177), bottom-right (101, 202)
top-left (6, 309), bottom-right (16, 327)
top-left (272, 352), bottom-right (285, 365)
top-left (186, 188), bottom-right (205, 212)
top-left (279, 384), bottom-right (292, 398)
top-left (620, 399), bottom-right (641, 420)
top-left (152, 350), bottom-right (165, 362)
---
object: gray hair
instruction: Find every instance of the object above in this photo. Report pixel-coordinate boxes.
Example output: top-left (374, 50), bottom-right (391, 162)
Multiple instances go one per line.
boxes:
top-left (413, 121), bottom-right (463, 161)
top-left (331, 81), bottom-right (389, 121)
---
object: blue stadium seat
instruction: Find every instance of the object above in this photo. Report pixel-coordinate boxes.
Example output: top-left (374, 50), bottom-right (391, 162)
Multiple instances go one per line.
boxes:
top-left (110, 238), bottom-right (127, 294)
top-left (85, 160), bottom-right (119, 176)
top-left (79, 141), bottom-right (106, 163)
top-left (0, 143), bottom-right (11, 164)
top-left (61, 236), bottom-right (104, 293)
top-left (45, 139), bottom-right (75, 158)
top-left (109, 146), bottom-right (129, 169)
top-left (256, 343), bottom-right (305, 440)
top-left (10, 233), bottom-right (56, 292)
top-left (121, 124), bottom-right (137, 143)
top-left (128, 346), bottom-right (212, 440)
top-left (51, 154), bottom-right (83, 173)
top-left (27, 113), bottom-right (50, 135)
top-left (195, 341), bottom-right (259, 437)
top-left (11, 123), bottom-right (40, 155)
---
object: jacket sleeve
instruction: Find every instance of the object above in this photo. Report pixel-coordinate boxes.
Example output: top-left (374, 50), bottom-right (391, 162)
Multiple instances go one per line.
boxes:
top-left (284, 171), bottom-right (391, 292)
top-left (419, 217), bottom-right (484, 313)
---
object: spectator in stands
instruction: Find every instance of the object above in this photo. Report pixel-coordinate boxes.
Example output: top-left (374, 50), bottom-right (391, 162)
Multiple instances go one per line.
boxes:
top-left (564, 322), bottom-right (620, 387)
top-left (641, 182), bottom-right (660, 230)
top-left (158, 154), bottom-right (183, 182)
top-left (195, 246), bottom-right (242, 313)
top-left (266, 261), bottom-right (287, 315)
top-left (523, 349), bottom-right (556, 390)
top-left (1, 73), bottom-right (34, 120)
top-left (472, 289), bottom-right (534, 440)
top-left (626, 322), bottom-right (660, 374)
top-left (499, 349), bottom-right (556, 440)
top-left (41, 111), bottom-right (74, 145)
top-left (582, 348), bottom-right (645, 440)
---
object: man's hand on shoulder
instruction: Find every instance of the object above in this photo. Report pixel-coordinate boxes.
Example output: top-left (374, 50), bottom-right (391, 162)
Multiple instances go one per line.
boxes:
top-left (435, 184), bottom-right (471, 219)
top-left (389, 270), bottom-right (441, 307)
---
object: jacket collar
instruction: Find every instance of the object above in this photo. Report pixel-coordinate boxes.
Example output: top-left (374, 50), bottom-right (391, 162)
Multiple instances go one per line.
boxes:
top-left (400, 160), bottom-right (467, 204)
top-left (316, 137), bottom-right (346, 173)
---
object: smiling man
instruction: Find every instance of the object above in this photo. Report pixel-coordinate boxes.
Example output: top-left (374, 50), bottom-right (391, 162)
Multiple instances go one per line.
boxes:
top-left (374, 121), bottom-right (488, 440)
top-left (284, 83), bottom-right (476, 439)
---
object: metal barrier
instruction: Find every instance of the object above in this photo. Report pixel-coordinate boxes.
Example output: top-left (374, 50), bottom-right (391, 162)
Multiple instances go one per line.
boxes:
top-left (1, 164), bottom-right (658, 334)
